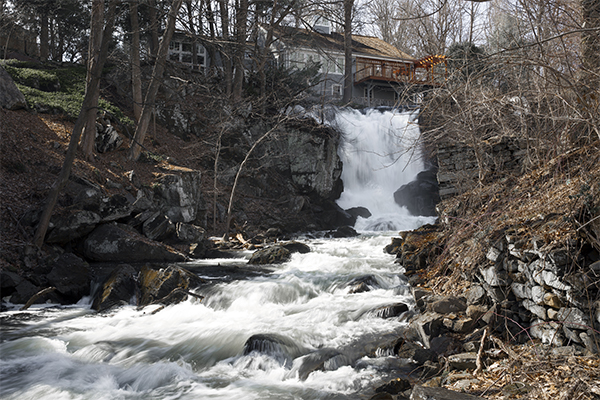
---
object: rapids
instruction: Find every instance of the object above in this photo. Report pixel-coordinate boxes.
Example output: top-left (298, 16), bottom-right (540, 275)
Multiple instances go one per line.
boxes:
top-left (0, 108), bottom-right (435, 400)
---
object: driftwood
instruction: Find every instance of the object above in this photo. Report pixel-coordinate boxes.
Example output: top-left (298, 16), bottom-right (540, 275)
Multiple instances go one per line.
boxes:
top-left (20, 287), bottom-right (57, 310)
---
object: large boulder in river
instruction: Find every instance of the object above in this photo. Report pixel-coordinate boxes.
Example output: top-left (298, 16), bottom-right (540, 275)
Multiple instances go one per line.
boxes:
top-left (393, 169), bottom-right (440, 216)
top-left (83, 223), bottom-right (186, 263)
top-left (92, 265), bottom-right (138, 311)
top-left (137, 265), bottom-right (206, 306)
top-left (248, 245), bottom-right (291, 264)
top-left (46, 253), bottom-right (90, 303)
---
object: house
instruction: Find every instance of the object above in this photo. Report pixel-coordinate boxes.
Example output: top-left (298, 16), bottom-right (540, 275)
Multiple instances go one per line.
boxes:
top-left (168, 32), bottom-right (209, 72)
top-left (263, 23), bottom-right (446, 106)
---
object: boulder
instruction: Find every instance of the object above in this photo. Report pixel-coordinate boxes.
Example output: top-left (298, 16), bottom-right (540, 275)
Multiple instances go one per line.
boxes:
top-left (46, 253), bottom-right (90, 303)
top-left (243, 333), bottom-right (307, 367)
top-left (99, 194), bottom-right (133, 222)
top-left (9, 278), bottom-right (41, 304)
top-left (143, 212), bottom-right (175, 241)
top-left (137, 265), bottom-right (206, 307)
top-left (346, 206), bottom-right (372, 221)
top-left (448, 352), bottom-right (478, 370)
top-left (92, 265), bottom-right (138, 311)
top-left (83, 223), bottom-right (186, 263)
top-left (46, 210), bottom-right (101, 244)
top-left (175, 222), bottom-right (205, 243)
top-left (1, 270), bottom-right (23, 298)
top-left (248, 245), bottom-right (291, 264)
top-left (0, 65), bottom-right (27, 110)
top-left (347, 275), bottom-right (380, 293)
top-left (396, 341), bottom-right (437, 365)
top-left (428, 296), bottom-right (467, 314)
top-left (368, 303), bottom-right (410, 319)
top-left (393, 169), bottom-right (440, 217)
top-left (330, 225), bottom-right (358, 238)
top-left (280, 241), bottom-right (311, 254)
top-left (153, 170), bottom-right (204, 224)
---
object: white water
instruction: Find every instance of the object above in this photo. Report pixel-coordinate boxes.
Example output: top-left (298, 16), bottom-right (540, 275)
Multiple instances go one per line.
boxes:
top-left (0, 108), bottom-right (435, 400)
top-left (334, 108), bottom-right (428, 231)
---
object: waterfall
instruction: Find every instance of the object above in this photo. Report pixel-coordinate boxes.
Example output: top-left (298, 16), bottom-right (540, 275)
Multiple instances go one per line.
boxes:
top-left (333, 108), bottom-right (431, 232)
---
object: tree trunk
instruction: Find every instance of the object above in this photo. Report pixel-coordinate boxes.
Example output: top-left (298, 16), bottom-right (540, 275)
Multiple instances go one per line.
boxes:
top-left (232, 0), bottom-right (249, 102)
top-left (130, 0), bottom-right (143, 121)
top-left (148, 0), bottom-right (160, 60)
top-left (342, 0), bottom-right (353, 104)
top-left (40, 14), bottom-right (49, 61)
top-left (80, 0), bottom-right (104, 160)
top-left (129, 0), bottom-right (184, 162)
top-left (33, 0), bottom-right (118, 248)
top-left (580, 0), bottom-right (600, 140)
top-left (218, 0), bottom-right (232, 96)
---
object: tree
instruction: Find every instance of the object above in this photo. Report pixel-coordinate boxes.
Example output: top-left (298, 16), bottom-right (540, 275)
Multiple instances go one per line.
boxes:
top-left (130, 0), bottom-right (143, 121)
top-left (33, 0), bottom-right (118, 247)
top-left (129, 0), bottom-right (184, 161)
top-left (342, 0), bottom-right (353, 103)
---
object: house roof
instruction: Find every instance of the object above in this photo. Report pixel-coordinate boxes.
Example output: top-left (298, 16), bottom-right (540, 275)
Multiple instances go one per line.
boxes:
top-left (271, 26), bottom-right (415, 62)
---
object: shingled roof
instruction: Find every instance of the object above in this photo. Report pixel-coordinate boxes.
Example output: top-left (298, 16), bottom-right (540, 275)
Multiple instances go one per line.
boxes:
top-left (271, 26), bottom-right (415, 61)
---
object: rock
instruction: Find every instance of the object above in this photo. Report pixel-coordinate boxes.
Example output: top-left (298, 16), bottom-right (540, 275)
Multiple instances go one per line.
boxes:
top-left (396, 341), bottom-right (437, 365)
top-left (330, 225), bottom-right (358, 238)
top-left (466, 305), bottom-right (488, 321)
top-left (410, 312), bottom-right (445, 349)
top-left (46, 253), bottom-right (90, 303)
top-left (530, 319), bottom-right (564, 346)
top-left (99, 194), bottom-right (133, 222)
top-left (92, 265), bottom-right (137, 311)
top-left (347, 275), bottom-right (380, 293)
top-left (9, 279), bottom-right (41, 304)
top-left (346, 206), bottom-right (372, 221)
top-left (95, 115), bottom-right (123, 153)
top-left (543, 292), bottom-right (563, 309)
top-left (175, 222), bottom-right (205, 243)
top-left (375, 378), bottom-right (412, 394)
top-left (465, 285), bottom-right (486, 305)
top-left (522, 299), bottom-right (547, 320)
top-left (46, 210), bottom-right (101, 244)
top-left (393, 169), bottom-right (440, 216)
top-left (385, 237), bottom-right (404, 255)
top-left (557, 308), bottom-right (590, 330)
top-left (370, 393), bottom-right (394, 400)
top-left (447, 352), bottom-right (478, 370)
top-left (83, 223), bottom-right (186, 263)
top-left (1, 270), bottom-right (23, 297)
top-left (480, 265), bottom-right (508, 287)
top-left (368, 303), bottom-right (409, 319)
top-left (411, 385), bottom-right (485, 400)
top-left (0, 65), bottom-right (27, 110)
top-left (248, 245), bottom-right (291, 264)
top-left (137, 265), bottom-right (206, 307)
top-left (143, 212), bottom-right (175, 241)
top-left (428, 296), bottom-right (467, 314)
top-left (243, 333), bottom-right (307, 367)
top-left (448, 318), bottom-right (476, 334)
top-left (153, 170), bottom-right (204, 224)
top-left (280, 241), bottom-right (311, 254)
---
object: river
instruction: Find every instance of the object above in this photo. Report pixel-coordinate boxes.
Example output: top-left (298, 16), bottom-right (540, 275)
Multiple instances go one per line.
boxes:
top-left (0, 108), bottom-right (435, 400)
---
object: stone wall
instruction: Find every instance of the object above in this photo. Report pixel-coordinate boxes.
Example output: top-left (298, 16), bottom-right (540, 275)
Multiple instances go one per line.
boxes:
top-left (436, 136), bottom-right (530, 199)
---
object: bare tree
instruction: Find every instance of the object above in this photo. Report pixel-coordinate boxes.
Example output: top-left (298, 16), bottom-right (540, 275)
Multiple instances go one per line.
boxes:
top-left (33, 0), bottom-right (118, 247)
top-left (129, 0), bottom-right (184, 161)
top-left (130, 0), bottom-right (143, 122)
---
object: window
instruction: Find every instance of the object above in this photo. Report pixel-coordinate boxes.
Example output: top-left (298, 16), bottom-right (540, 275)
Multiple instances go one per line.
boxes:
top-left (169, 41), bottom-right (180, 51)
top-left (182, 43), bottom-right (192, 53)
top-left (332, 84), bottom-right (342, 97)
top-left (364, 87), bottom-right (373, 100)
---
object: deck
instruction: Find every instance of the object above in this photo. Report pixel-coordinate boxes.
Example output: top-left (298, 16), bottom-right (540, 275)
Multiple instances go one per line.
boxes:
top-left (355, 55), bottom-right (447, 86)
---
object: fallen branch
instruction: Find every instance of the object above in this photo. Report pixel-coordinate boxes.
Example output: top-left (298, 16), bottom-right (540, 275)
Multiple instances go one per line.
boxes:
top-left (20, 287), bottom-right (57, 311)
top-left (474, 327), bottom-right (488, 375)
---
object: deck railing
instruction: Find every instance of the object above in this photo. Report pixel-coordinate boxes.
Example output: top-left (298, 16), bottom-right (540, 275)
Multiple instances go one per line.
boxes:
top-left (355, 56), bottom-right (446, 86)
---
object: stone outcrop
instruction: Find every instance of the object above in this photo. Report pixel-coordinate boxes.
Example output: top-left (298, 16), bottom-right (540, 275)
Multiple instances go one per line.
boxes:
top-left (83, 223), bottom-right (186, 263)
top-left (394, 169), bottom-right (440, 216)
top-left (0, 65), bottom-right (27, 110)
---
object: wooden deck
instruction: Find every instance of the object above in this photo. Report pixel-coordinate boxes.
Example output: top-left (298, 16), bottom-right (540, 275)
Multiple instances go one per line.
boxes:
top-left (355, 55), bottom-right (446, 86)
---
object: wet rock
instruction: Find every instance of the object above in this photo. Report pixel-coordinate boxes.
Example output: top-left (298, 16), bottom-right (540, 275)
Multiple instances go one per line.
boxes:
top-left (46, 210), bottom-right (101, 244)
top-left (330, 225), bottom-right (358, 238)
top-left (385, 237), bottom-right (404, 255)
top-left (393, 169), bottom-right (440, 217)
top-left (347, 275), bottom-right (380, 293)
top-left (1, 271), bottom-right (23, 298)
top-left (294, 348), bottom-right (344, 380)
top-left (243, 333), bottom-right (307, 367)
top-left (448, 352), bottom-right (478, 370)
top-left (370, 393), bottom-right (394, 400)
top-left (410, 386), bottom-right (483, 400)
top-left (9, 279), bottom-right (41, 304)
top-left (368, 303), bottom-right (409, 319)
top-left (345, 206), bottom-right (372, 223)
top-left (137, 265), bottom-right (206, 307)
top-left (83, 223), bottom-right (186, 263)
top-left (280, 241), bottom-right (311, 254)
top-left (248, 245), bottom-right (291, 264)
top-left (92, 265), bottom-right (137, 311)
top-left (46, 253), bottom-right (90, 303)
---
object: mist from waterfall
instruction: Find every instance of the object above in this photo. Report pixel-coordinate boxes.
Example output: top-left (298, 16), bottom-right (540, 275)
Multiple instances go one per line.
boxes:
top-left (333, 108), bottom-right (432, 231)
